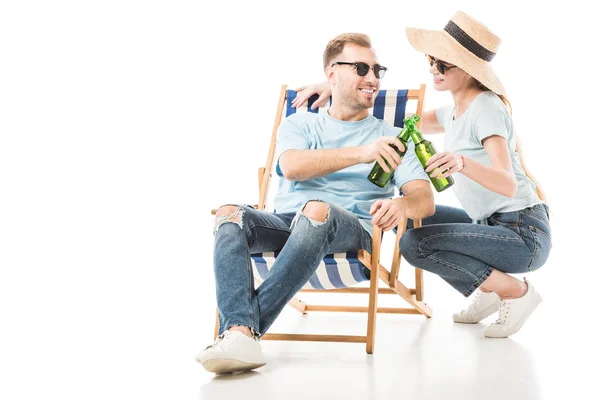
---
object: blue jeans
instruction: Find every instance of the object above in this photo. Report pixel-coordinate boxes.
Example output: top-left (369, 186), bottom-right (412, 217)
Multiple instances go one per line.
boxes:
top-left (400, 204), bottom-right (552, 297)
top-left (212, 201), bottom-right (372, 337)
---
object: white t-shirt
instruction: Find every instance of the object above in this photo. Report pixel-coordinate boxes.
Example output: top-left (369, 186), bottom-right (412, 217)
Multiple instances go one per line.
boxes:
top-left (436, 91), bottom-right (541, 220)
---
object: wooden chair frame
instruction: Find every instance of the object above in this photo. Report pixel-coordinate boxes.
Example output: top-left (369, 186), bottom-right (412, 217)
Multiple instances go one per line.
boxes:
top-left (212, 84), bottom-right (431, 353)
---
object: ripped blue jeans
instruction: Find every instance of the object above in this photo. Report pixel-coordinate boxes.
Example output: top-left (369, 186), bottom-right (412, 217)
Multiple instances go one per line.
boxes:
top-left (212, 201), bottom-right (372, 337)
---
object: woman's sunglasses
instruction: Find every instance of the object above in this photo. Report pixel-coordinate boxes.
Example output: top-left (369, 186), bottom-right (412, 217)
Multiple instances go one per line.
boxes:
top-left (331, 61), bottom-right (387, 79)
top-left (427, 55), bottom-right (457, 75)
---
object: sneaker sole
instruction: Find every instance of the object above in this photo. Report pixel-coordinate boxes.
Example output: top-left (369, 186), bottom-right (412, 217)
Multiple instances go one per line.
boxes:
top-left (202, 358), bottom-right (266, 374)
top-left (484, 294), bottom-right (542, 338)
top-left (453, 303), bottom-right (499, 324)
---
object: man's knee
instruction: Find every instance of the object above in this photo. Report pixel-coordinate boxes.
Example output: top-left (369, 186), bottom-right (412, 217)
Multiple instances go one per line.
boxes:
top-left (215, 205), bottom-right (241, 221)
top-left (301, 200), bottom-right (330, 223)
top-left (214, 205), bottom-right (244, 233)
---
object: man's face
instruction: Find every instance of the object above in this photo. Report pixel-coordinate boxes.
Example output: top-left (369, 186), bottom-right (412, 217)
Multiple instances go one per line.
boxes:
top-left (328, 44), bottom-right (381, 111)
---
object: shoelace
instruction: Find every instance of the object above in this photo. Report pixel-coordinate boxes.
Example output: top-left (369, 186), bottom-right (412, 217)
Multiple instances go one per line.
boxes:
top-left (460, 291), bottom-right (483, 316)
top-left (492, 300), bottom-right (511, 325)
top-left (209, 332), bottom-right (250, 351)
top-left (205, 334), bottom-right (225, 350)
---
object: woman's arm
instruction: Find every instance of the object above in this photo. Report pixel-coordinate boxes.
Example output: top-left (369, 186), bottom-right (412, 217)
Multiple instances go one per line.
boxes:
top-left (292, 82), bottom-right (331, 109)
top-left (294, 84), bottom-right (446, 136)
top-left (426, 135), bottom-right (518, 197)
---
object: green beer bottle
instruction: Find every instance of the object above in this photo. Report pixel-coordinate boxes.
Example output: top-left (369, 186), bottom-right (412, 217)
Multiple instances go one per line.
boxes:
top-left (410, 126), bottom-right (454, 192)
top-left (368, 114), bottom-right (420, 188)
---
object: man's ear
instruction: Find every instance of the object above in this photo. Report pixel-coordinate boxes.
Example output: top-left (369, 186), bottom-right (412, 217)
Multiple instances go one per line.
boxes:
top-left (325, 65), bottom-right (336, 85)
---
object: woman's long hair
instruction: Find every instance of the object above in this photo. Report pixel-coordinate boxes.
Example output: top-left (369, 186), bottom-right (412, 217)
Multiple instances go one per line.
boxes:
top-left (475, 80), bottom-right (547, 203)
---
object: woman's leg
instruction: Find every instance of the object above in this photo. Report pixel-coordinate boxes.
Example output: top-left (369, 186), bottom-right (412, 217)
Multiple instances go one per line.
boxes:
top-left (400, 206), bottom-right (551, 337)
top-left (400, 221), bottom-right (530, 296)
top-left (405, 204), bottom-right (472, 229)
top-left (480, 270), bottom-right (527, 299)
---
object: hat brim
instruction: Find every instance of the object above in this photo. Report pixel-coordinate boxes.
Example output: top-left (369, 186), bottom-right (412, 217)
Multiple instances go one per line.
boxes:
top-left (406, 27), bottom-right (505, 96)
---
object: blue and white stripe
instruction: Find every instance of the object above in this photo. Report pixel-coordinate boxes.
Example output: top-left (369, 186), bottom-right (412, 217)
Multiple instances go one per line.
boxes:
top-left (251, 252), bottom-right (368, 290)
top-left (285, 89), bottom-right (408, 128)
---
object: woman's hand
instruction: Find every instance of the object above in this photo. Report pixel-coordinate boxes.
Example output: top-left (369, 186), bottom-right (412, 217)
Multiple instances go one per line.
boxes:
top-left (292, 82), bottom-right (331, 109)
top-left (425, 152), bottom-right (464, 178)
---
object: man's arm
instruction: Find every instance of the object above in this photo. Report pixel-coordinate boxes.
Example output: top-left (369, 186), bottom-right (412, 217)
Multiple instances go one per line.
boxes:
top-left (397, 179), bottom-right (436, 219)
top-left (279, 135), bottom-right (406, 181)
top-left (278, 148), bottom-right (361, 181)
top-left (370, 179), bottom-right (434, 231)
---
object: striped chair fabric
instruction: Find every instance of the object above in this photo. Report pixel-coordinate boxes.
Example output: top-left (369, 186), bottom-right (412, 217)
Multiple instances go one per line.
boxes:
top-left (250, 90), bottom-right (409, 290)
top-left (285, 89), bottom-right (409, 128)
top-left (251, 251), bottom-right (367, 290)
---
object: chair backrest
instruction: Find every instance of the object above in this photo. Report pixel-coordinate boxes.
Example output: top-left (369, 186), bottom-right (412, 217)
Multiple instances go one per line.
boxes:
top-left (257, 84), bottom-right (426, 210)
top-left (285, 89), bottom-right (409, 128)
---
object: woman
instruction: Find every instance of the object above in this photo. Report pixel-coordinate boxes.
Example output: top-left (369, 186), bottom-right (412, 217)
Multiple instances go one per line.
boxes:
top-left (292, 11), bottom-right (551, 338)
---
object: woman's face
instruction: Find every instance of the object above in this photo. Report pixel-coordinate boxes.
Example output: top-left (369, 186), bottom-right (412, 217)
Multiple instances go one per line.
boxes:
top-left (427, 55), bottom-right (469, 92)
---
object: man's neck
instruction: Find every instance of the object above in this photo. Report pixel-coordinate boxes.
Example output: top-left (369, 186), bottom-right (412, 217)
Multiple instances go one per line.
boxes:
top-left (327, 104), bottom-right (369, 122)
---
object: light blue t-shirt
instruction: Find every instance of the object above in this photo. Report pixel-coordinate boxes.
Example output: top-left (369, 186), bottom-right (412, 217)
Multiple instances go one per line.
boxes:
top-left (436, 91), bottom-right (541, 220)
top-left (274, 111), bottom-right (429, 236)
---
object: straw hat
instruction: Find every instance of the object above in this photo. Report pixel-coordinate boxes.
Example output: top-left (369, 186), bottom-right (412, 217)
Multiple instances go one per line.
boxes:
top-left (406, 11), bottom-right (505, 95)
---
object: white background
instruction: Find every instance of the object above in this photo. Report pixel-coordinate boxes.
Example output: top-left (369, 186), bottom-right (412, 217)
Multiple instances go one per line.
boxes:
top-left (1, 1), bottom-right (597, 399)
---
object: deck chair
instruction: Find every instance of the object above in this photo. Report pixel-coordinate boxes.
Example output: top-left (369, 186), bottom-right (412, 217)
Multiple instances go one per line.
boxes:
top-left (211, 84), bottom-right (432, 354)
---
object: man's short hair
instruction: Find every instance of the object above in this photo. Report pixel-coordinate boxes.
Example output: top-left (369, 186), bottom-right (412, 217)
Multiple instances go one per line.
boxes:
top-left (323, 33), bottom-right (372, 70)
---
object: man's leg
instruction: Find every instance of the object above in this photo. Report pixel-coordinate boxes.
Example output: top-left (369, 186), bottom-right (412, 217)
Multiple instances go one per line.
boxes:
top-left (212, 205), bottom-right (291, 337)
top-left (257, 200), bottom-right (371, 334)
top-left (198, 204), bottom-right (292, 373)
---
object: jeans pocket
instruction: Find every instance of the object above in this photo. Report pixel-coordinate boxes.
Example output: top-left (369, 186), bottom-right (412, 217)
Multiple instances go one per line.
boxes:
top-left (488, 212), bottom-right (520, 234)
top-left (527, 225), bottom-right (552, 271)
top-left (523, 208), bottom-right (551, 231)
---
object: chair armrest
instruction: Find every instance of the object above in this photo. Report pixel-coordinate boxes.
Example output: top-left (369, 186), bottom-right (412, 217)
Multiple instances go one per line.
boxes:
top-left (369, 224), bottom-right (383, 283)
top-left (389, 218), bottom-right (422, 287)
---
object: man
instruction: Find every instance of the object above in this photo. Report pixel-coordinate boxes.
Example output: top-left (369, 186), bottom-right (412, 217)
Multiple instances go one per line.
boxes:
top-left (197, 33), bottom-right (434, 374)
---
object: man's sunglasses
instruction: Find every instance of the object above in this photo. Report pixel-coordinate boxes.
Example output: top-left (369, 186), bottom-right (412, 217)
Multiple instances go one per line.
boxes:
top-left (331, 61), bottom-right (387, 79)
top-left (427, 55), bottom-right (457, 75)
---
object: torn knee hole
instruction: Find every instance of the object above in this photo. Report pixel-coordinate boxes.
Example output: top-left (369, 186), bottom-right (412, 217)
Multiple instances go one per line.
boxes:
top-left (214, 206), bottom-right (244, 233)
top-left (301, 201), bottom-right (330, 223)
top-left (216, 206), bottom-right (241, 220)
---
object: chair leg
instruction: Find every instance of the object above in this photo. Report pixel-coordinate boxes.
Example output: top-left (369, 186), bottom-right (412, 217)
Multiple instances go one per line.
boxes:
top-left (413, 218), bottom-right (424, 301)
top-left (213, 308), bottom-right (219, 340)
top-left (365, 268), bottom-right (380, 354)
top-left (366, 225), bottom-right (382, 354)
top-left (415, 268), bottom-right (424, 302)
top-left (288, 296), bottom-right (308, 314)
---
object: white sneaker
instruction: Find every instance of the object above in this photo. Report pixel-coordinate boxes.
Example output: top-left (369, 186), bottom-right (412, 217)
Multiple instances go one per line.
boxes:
top-left (484, 278), bottom-right (542, 338)
top-left (196, 331), bottom-right (267, 374)
top-left (453, 290), bottom-right (500, 324)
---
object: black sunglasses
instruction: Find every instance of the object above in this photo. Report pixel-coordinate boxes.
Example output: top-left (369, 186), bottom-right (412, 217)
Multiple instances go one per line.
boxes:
top-left (331, 61), bottom-right (387, 79)
top-left (427, 55), bottom-right (457, 75)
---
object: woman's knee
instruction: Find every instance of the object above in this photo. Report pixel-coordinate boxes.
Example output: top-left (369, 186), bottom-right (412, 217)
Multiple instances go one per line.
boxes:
top-left (400, 230), bottom-right (430, 262)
